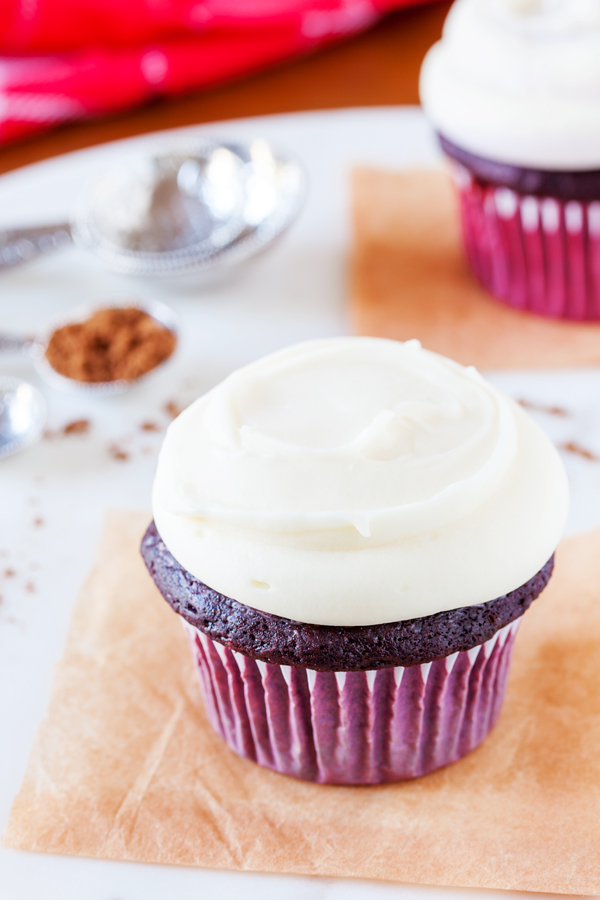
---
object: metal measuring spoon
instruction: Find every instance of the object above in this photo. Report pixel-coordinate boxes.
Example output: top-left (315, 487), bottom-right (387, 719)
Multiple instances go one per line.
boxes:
top-left (0, 137), bottom-right (306, 277)
top-left (0, 377), bottom-right (47, 460)
top-left (0, 297), bottom-right (178, 397)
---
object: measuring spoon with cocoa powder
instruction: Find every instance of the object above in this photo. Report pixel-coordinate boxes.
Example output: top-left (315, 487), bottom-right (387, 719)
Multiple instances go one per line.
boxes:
top-left (0, 297), bottom-right (178, 398)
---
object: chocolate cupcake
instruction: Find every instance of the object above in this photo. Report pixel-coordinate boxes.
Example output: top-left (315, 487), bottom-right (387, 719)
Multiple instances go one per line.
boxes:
top-left (144, 337), bottom-right (568, 783)
top-left (420, 0), bottom-right (600, 320)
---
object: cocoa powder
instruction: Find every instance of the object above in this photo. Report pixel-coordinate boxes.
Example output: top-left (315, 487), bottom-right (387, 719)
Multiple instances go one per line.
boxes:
top-left (45, 308), bottom-right (176, 383)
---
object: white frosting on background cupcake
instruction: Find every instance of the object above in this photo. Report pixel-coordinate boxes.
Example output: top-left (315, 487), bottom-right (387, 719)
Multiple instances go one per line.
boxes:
top-left (153, 337), bottom-right (568, 626)
top-left (420, 0), bottom-right (600, 170)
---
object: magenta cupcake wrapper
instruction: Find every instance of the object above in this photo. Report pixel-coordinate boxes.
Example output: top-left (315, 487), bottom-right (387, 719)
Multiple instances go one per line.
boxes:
top-left (183, 617), bottom-right (520, 784)
top-left (451, 161), bottom-right (600, 320)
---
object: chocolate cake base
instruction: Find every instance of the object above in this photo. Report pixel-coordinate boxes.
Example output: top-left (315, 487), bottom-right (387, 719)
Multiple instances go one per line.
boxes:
top-left (141, 521), bottom-right (553, 672)
top-left (439, 134), bottom-right (600, 200)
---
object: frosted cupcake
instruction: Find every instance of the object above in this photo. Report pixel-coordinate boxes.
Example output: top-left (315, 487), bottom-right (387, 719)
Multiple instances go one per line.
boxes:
top-left (142, 337), bottom-right (568, 783)
top-left (420, 0), bottom-right (600, 320)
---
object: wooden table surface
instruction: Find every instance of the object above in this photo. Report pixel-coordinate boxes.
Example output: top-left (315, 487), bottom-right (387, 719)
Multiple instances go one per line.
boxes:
top-left (0, 2), bottom-right (450, 177)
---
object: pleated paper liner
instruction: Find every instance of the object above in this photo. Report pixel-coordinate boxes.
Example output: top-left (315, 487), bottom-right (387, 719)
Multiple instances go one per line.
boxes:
top-left (452, 162), bottom-right (600, 320)
top-left (185, 619), bottom-right (520, 784)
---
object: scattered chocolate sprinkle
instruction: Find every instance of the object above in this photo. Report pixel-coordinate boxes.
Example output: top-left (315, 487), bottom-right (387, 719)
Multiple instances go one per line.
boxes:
top-left (33, 517), bottom-right (44, 527)
top-left (164, 400), bottom-right (182, 420)
top-left (141, 447), bottom-right (153, 455)
top-left (44, 420), bottom-right (92, 438)
top-left (518, 399), bottom-right (568, 417)
top-left (108, 444), bottom-right (129, 462)
top-left (45, 307), bottom-right (176, 384)
top-left (561, 441), bottom-right (599, 462)
top-left (4, 568), bottom-right (15, 577)
top-left (25, 581), bottom-right (35, 593)
top-left (140, 421), bottom-right (160, 432)
top-left (63, 419), bottom-right (90, 435)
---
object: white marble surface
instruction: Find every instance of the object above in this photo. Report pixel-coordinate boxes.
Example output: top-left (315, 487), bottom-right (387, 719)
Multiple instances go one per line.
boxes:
top-left (0, 108), bottom-right (598, 900)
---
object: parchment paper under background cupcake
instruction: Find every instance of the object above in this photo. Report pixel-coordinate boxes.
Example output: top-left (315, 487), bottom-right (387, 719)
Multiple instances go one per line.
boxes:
top-left (420, 0), bottom-right (600, 321)
top-left (143, 338), bottom-right (568, 783)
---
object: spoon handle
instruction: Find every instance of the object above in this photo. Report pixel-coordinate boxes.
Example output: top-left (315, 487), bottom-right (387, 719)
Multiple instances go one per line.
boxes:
top-left (0, 223), bottom-right (72, 270)
top-left (0, 334), bottom-right (35, 353)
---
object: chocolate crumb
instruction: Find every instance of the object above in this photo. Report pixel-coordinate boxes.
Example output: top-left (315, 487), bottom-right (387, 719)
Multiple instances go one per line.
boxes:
top-left (25, 581), bottom-right (35, 593)
top-left (63, 419), bottom-right (90, 435)
top-left (108, 444), bottom-right (129, 461)
top-left (33, 517), bottom-right (44, 527)
top-left (140, 421), bottom-right (160, 432)
top-left (4, 568), bottom-right (15, 577)
top-left (141, 447), bottom-right (153, 455)
top-left (518, 399), bottom-right (568, 417)
top-left (561, 441), bottom-right (599, 462)
top-left (45, 307), bottom-right (176, 384)
top-left (164, 400), bottom-right (181, 420)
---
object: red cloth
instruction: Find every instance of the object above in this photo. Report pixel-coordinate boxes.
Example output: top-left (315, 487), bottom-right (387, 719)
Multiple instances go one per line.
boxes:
top-left (0, 0), bottom-right (433, 145)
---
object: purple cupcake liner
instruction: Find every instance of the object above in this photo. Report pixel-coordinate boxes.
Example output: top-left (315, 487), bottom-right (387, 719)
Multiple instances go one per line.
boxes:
top-left (183, 617), bottom-right (520, 784)
top-left (450, 161), bottom-right (600, 320)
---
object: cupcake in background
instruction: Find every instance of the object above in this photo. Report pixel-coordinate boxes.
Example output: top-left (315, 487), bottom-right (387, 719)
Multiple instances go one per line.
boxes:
top-left (142, 338), bottom-right (568, 784)
top-left (420, 0), bottom-right (600, 320)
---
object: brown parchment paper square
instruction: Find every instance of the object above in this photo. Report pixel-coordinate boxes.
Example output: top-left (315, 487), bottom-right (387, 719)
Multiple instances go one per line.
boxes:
top-left (5, 509), bottom-right (600, 894)
top-left (351, 167), bottom-right (600, 368)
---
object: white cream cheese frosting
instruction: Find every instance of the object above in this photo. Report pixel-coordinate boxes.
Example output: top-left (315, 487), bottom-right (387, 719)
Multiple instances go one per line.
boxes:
top-left (420, 0), bottom-right (600, 170)
top-left (152, 337), bottom-right (568, 626)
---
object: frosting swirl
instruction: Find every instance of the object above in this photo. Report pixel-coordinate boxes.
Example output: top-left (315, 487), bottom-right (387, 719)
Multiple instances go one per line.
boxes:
top-left (420, 0), bottom-right (600, 170)
top-left (153, 337), bottom-right (568, 626)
